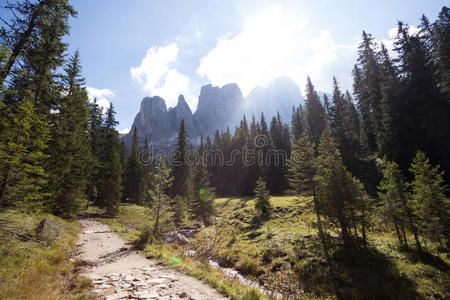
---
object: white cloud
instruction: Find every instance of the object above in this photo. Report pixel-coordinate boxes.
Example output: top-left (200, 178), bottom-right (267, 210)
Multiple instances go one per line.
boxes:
top-left (86, 87), bottom-right (116, 110)
top-left (379, 25), bottom-right (420, 55)
top-left (130, 43), bottom-right (194, 108)
top-left (119, 127), bottom-right (130, 134)
top-left (197, 4), bottom-right (357, 95)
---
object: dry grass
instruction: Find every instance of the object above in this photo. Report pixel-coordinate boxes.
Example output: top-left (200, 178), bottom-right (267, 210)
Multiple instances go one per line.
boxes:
top-left (0, 210), bottom-right (92, 300)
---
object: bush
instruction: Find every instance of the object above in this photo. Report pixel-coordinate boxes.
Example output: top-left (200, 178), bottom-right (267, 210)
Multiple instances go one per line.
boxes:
top-left (135, 223), bottom-right (153, 250)
top-left (236, 256), bottom-right (265, 278)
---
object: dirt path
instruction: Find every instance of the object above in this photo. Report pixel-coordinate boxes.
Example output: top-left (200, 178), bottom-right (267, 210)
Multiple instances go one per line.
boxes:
top-left (74, 219), bottom-right (227, 300)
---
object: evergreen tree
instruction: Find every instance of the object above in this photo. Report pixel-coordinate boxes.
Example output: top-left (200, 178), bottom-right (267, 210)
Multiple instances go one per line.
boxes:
top-left (304, 76), bottom-right (326, 146)
top-left (291, 104), bottom-right (306, 142)
top-left (353, 31), bottom-right (383, 152)
top-left (87, 98), bottom-right (104, 207)
top-left (47, 51), bottom-right (91, 216)
top-left (149, 156), bottom-right (173, 244)
top-left (393, 21), bottom-right (450, 179)
top-left (0, 99), bottom-right (49, 210)
top-left (123, 127), bottom-right (144, 204)
top-left (434, 7), bottom-right (450, 97)
top-left (0, 0), bottom-right (76, 86)
top-left (410, 151), bottom-right (449, 248)
top-left (377, 43), bottom-right (400, 159)
top-left (171, 119), bottom-right (191, 197)
top-left (254, 177), bottom-right (272, 222)
top-left (173, 195), bottom-right (186, 228)
top-left (97, 103), bottom-right (122, 215)
top-left (322, 94), bottom-right (332, 126)
top-left (316, 128), bottom-right (368, 248)
top-left (267, 113), bottom-right (290, 194)
top-left (329, 78), bottom-right (360, 168)
top-left (287, 132), bottom-right (329, 257)
top-left (378, 159), bottom-right (413, 249)
top-left (191, 139), bottom-right (215, 225)
top-left (141, 137), bottom-right (153, 206)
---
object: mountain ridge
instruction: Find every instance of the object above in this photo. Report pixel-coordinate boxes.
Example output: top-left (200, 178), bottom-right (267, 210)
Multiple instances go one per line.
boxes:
top-left (122, 77), bottom-right (305, 147)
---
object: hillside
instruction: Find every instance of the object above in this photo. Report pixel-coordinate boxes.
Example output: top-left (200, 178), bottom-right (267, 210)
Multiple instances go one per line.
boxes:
top-left (93, 196), bottom-right (449, 299)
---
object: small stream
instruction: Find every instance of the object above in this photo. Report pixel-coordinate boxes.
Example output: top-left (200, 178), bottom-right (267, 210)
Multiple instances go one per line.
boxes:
top-left (183, 250), bottom-right (280, 298)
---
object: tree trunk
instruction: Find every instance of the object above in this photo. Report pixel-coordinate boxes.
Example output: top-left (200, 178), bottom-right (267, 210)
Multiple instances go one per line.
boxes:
top-left (394, 222), bottom-right (403, 246)
top-left (400, 224), bottom-right (409, 250)
top-left (0, 0), bottom-right (50, 86)
top-left (0, 167), bottom-right (11, 207)
top-left (150, 188), bottom-right (161, 245)
top-left (312, 183), bottom-right (330, 260)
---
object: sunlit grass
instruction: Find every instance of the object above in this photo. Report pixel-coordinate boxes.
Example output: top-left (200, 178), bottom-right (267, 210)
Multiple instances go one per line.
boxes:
top-left (0, 210), bottom-right (91, 300)
top-left (93, 196), bottom-right (450, 299)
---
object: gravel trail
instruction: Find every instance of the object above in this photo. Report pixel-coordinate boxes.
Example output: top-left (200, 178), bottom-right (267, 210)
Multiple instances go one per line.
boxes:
top-left (75, 219), bottom-right (227, 300)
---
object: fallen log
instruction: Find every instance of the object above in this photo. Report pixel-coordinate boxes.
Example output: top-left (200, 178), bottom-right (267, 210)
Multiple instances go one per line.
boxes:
top-left (0, 227), bottom-right (49, 247)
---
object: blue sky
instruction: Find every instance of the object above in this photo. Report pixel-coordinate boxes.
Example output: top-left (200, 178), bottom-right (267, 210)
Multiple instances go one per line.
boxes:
top-left (29, 1), bottom-right (450, 132)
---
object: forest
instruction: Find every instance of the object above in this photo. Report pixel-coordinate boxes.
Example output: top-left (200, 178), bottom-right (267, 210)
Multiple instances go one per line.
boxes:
top-left (0, 1), bottom-right (449, 299)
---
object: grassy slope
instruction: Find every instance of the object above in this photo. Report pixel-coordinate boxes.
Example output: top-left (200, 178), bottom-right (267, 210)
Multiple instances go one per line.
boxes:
top-left (93, 196), bottom-right (449, 300)
top-left (0, 210), bottom-right (92, 300)
top-left (212, 196), bottom-right (450, 299)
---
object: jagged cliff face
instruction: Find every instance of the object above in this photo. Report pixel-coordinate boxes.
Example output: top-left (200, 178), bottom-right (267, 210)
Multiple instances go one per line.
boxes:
top-left (244, 77), bottom-right (304, 123)
top-left (122, 78), bottom-right (304, 147)
top-left (122, 83), bottom-right (243, 147)
top-left (193, 83), bottom-right (244, 134)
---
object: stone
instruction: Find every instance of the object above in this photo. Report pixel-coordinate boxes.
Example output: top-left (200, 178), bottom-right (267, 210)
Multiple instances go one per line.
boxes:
top-left (120, 283), bottom-right (131, 289)
top-left (105, 291), bottom-right (129, 300)
top-left (147, 278), bottom-right (166, 285)
top-left (165, 232), bottom-right (190, 245)
top-left (189, 293), bottom-right (203, 300)
top-left (179, 292), bottom-right (188, 298)
top-left (160, 274), bottom-right (179, 282)
top-left (93, 278), bottom-right (105, 284)
top-left (157, 284), bottom-right (169, 289)
top-left (132, 291), bottom-right (159, 299)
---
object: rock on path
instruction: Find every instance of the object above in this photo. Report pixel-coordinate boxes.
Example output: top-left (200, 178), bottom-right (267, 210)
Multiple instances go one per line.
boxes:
top-left (74, 219), bottom-right (227, 300)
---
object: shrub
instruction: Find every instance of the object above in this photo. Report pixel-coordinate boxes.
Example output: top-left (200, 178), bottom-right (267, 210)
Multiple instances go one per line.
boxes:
top-left (135, 223), bottom-right (153, 250)
top-left (236, 256), bottom-right (265, 278)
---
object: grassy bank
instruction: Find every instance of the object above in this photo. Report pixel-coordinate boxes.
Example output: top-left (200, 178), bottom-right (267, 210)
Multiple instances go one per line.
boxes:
top-left (0, 210), bottom-right (92, 300)
top-left (209, 196), bottom-right (450, 299)
top-left (91, 204), bottom-right (264, 300)
top-left (92, 197), bottom-right (449, 299)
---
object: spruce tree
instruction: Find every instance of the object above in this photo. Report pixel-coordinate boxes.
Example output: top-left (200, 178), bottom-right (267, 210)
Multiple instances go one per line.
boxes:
top-left (141, 137), bottom-right (153, 206)
top-left (173, 195), bottom-right (186, 228)
top-left (287, 132), bottom-right (329, 257)
top-left (291, 104), bottom-right (306, 142)
top-left (171, 119), bottom-right (190, 197)
top-left (434, 7), bottom-right (450, 96)
top-left (191, 139), bottom-right (215, 225)
top-left (87, 98), bottom-right (104, 207)
top-left (353, 31), bottom-right (383, 152)
top-left (0, 0), bottom-right (76, 86)
top-left (410, 151), bottom-right (449, 248)
top-left (97, 103), bottom-right (122, 215)
top-left (378, 159), bottom-right (413, 249)
top-left (149, 156), bottom-right (173, 244)
top-left (47, 51), bottom-right (91, 216)
top-left (0, 99), bottom-right (49, 210)
top-left (254, 177), bottom-right (272, 222)
top-left (316, 128), bottom-right (368, 248)
top-left (123, 127), bottom-right (144, 204)
top-left (304, 77), bottom-right (326, 146)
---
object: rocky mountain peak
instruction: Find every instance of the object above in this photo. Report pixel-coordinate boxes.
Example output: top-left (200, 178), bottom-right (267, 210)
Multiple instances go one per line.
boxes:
top-left (194, 83), bottom-right (243, 134)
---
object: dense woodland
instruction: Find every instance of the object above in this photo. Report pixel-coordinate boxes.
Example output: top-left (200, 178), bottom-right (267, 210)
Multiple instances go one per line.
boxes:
top-left (0, 1), bottom-right (449, 297)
